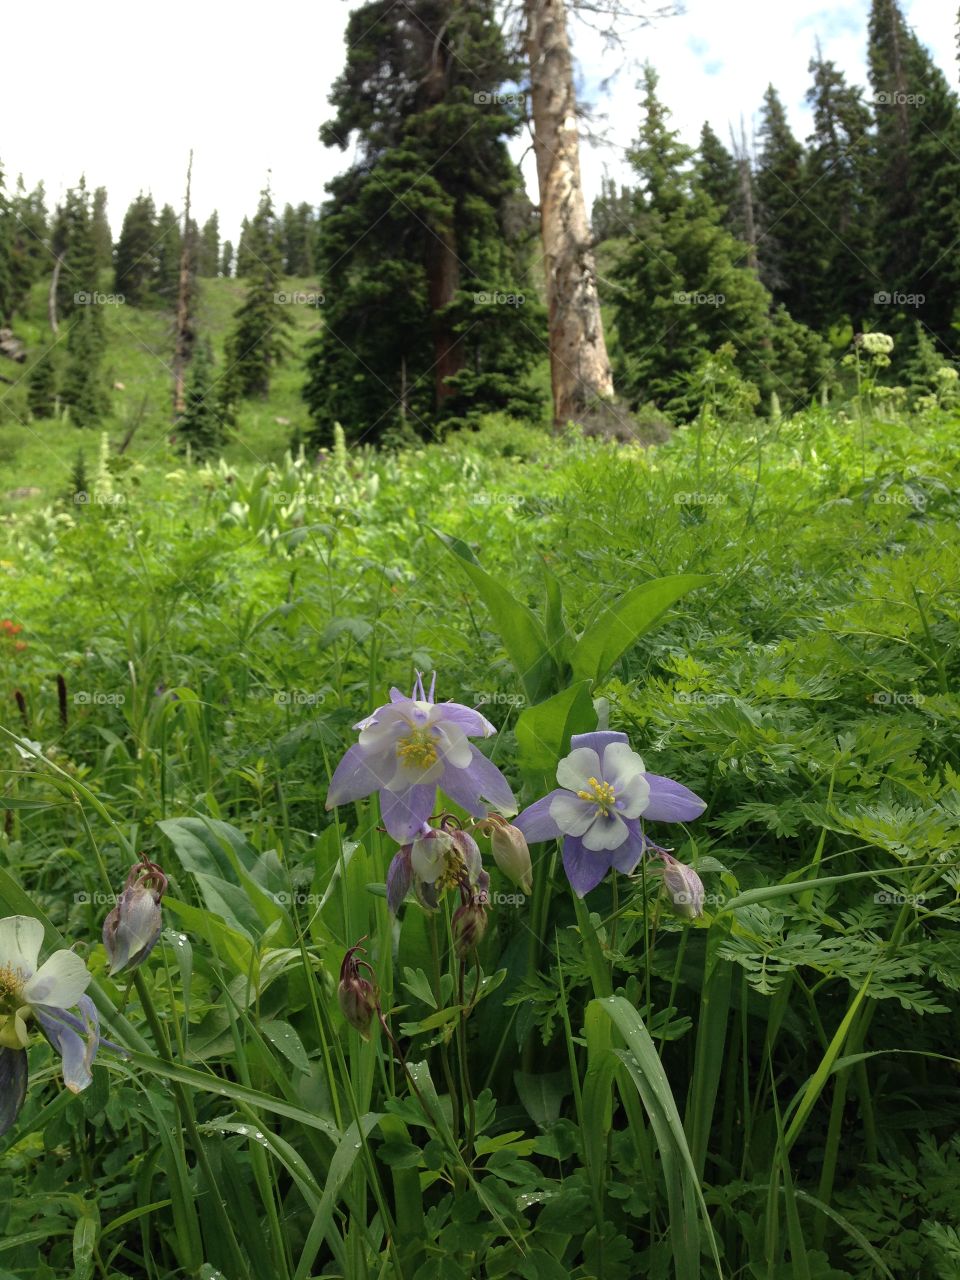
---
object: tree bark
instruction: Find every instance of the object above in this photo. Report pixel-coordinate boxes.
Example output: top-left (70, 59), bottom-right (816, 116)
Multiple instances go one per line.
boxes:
top-left (48, 256), bottom-right (62, 334)
top-left (425, 226), bottom-right (462, 408)
top-left (524, 0), bottom-right (614, 426)
top-left (173, 151), bottom-right (194, 414)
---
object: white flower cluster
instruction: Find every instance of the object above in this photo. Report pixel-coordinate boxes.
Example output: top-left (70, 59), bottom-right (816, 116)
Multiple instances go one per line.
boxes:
top-left (860, 332), bottom-right (895, 355)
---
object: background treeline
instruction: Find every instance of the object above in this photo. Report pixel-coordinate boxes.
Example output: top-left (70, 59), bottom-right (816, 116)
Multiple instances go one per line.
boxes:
top-left (1, 0), bottom-right (958, 449)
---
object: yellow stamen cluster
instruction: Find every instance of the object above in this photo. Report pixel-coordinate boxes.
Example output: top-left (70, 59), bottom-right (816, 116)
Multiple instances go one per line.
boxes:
top-left (396, 727), bottom-right (439, 770)
top-left (0, 963), bottom-right (25, 1013)
top-left (576, 777), bottom-right (617, 816)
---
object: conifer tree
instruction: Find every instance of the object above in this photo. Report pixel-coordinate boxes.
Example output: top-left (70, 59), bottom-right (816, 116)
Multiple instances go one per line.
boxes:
top-left (281, 203), bottom-right (316, 275)
top-left (153, 204), bottom-right (182, 305)
top-left (696, 123), bottom-right (743, 239)
top-left (198, 212), bottom-right (220, 276)
top-left (755, 86), bottom-right (819, 327)
top-left (174, 341), bottom-right (224, 455)
top-left (224, 189), bottom-right (293, 399)
top-left (591, 177), bottom-right (634, 243)
top-left (220, 240), bottom-right (234, 278)
top-left (235, 217), bottom-right (255, 277)
top-left (303, 0), bottom-right (543, 444)
top-left (804, 50), bottom-right (876, 332)
top-left (5, 175), bottom-right (49, 313)
top-left (91, 186), bottom-right (112, 272)
top-left (52, 179), bottom-right (99, 323)
top-left (61, 305), bottom-right (107, 427)
top-left (113, 193), bottom-right (157, 304)
top-left (868, 0), bottom-right (960, 346)
top-left (26, 351), bottom-right (57, 419)
top-left (0, 162), bottom-right (16, 323)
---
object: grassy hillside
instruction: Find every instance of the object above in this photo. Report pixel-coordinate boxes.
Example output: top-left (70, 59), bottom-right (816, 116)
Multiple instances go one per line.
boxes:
top-left (0, 274), bottom-right (325, 513)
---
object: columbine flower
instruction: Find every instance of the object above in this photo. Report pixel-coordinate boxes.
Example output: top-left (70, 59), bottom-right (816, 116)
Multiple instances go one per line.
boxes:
top-left (513, 731), bottom-right (706, 897)
top-left (387, 823), bottom-right (488, 913)
top-left (103, 856), bottom-right (168, 976)
top-left (326, 672), bottom-right (517, 841)
top-left (338, 938), bottom-right (380, 1040)
top-left (0, 916), bottom-right (100, 1133)
top-left (658, 852), bottom-right (705, 919)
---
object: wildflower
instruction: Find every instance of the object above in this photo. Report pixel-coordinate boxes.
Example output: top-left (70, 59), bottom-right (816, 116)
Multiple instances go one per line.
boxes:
top-left (858, 332), bottom-right (894, 356)
top-left (452, 888), bottom-right (489, 957)
top-left (0, 916), bottom-right (100, 1133)
top-left (387, 823), bottom-right (486, 913)
top-left (658, 852), bottom-right (705, 919)
top-left (338, 938), bottom-right (380, 1040)
top-left (326, 672), bottom-right (517, 841)
top-left (103, 856), bottom-right (168, 976)
top-left (513, 731), bottom-right (706, 897)
top-left (478, 812), bottom-right (533, 894)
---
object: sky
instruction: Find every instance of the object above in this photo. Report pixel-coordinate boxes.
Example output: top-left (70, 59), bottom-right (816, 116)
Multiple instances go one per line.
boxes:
top-left (1, 0), bottom-right (956, 248)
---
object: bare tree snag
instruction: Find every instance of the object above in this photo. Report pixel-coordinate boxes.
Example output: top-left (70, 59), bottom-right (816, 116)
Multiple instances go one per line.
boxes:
top-left (173, 151), bottom-right (194, 414)
top-left (524, 0), bottom-right (614, 426)
top-left (48, 255), bottom-right (62, 334)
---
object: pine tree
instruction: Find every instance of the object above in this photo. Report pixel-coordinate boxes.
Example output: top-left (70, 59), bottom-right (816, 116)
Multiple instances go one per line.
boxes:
top-left (91, 186), bottom-right (112, 272)
top-left (7, 175), bottom-right (48, 311)
top-left (868, 0), bottom-right (960, 347)
top-left (591, 177), bottom-right (634, 243)
top-left (696, 123), bottom-right (743, 238)
top-left (26, 351), bottom-right (57, 419)
top-left (220, 240), bottom-right (234, 278)
top-left (152, 204), bottom-right (182, 305)
top-left (174, 341), bottom-right (224, 456)
top-left (303, 0), bottom-right (544, 444)
top-left (67, 450), bottom-right (88, 504)
top-left (803, 49), bottom-right (876, 332)
top-left (224, 189), bottom-right (293, 399)
top-left (52, 179), bottom-right (100, 323)
top-left (610, 67), bottom-right (826, 416)
top-left (198, 212), bottom-right (220, 276)
top-left (281, 202), bottom-right (317, 275)
top-left (235, 217), bottom-right (255, 277)
top-left (0, 161), bottom-right (16, 323)
top-left (755, 86), bottom-right (819, 327)
top-left (114, 193), bottom-right (157, 304)
top-left (61, 305), bottom-right (107, 427)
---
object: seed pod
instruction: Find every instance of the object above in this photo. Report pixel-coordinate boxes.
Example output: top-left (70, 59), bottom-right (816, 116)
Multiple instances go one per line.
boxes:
top-left (103, 856), bottom-right (168, 976)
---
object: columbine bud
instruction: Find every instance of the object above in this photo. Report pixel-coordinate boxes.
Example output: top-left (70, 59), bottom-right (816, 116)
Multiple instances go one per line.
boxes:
top-left (484, 814), bottom-right (533, 894)
top-left (660, 852), bottom-right (705, 920)
top-left (337, 939), bottom-right (380, 1040)
top-left (386, 846), bottom-right (413, 914)
top-left (452, 894), bottom-right (488, 958)
top-left (103, 856), bottom-right (168, 976)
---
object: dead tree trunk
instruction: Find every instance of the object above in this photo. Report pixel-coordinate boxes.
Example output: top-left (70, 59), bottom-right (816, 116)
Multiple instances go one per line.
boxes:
top-left (48, 256), bottom-right (62, 334)
top-left (524, 0), bottom-right (614, 426)
top-left (731, 123), bottom-right (758, 272)
top-left (173, 151), bottom-right (194, 414)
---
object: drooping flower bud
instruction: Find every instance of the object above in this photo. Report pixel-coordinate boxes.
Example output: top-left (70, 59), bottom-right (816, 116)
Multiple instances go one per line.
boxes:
top-left (337, 939), bottom-right (380, 1040)
top-left (659, 852), bottom-right (705, 920)
top-left (452, 894), bottom-right (488, 958)
top-left (386, 846), bottom-right (413, 914)
top-left (103, 856), bottom-right (168, 976)
top-left (484, 813), bottom-right (533, 894)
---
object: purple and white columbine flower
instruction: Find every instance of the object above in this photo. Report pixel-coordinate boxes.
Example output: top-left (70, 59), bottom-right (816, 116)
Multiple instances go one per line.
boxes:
top-left (326, 672), bottom-right (517, 842)
top-left (0, 916), bottom-right (101, 1134)
top-left (513, 731), bottom-right (706, 897)
top-left (386, 825), bottom-right (489, 914)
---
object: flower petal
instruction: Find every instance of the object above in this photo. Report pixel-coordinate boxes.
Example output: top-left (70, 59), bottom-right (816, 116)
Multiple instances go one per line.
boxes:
top-left (549, 791), bottom-right (597, 837)
top-left (386, 847), bottom-right (413, 914)
top-left (562, 837), bottom-right (612, 897)
top-left (24, 950), bottom-right (90, 1009)
top-left (0, 916), bottom-right (43, 977)
top-left (326, 743), bottom-right (390, 807)
top-left (512, 792), bottom-right (565, 842)
top-left (556, 748), bottom-right (601, 793)
top-left (380, 783), bottom-right (437, 843)
top-left (0, 1046), bottom-right (28, 1137)
top-left (439, 746), bottom-right (517, 817)
top-left (34, 995), bottom-right (100, 1093)
top-left (581, 809), bottom-right (630, 852)
top-left (601, 742), bottom-right (647, 788)
top-left (642, 774), bottom-right (707, 823)
top-left (434, 720), bottom-right (472, 769)
top-left (569, 731), bottom-right (628, 754)
top-left (608, 821), bottom-right (648, 874)
top-left (429, 702), bottom-right (496, 738)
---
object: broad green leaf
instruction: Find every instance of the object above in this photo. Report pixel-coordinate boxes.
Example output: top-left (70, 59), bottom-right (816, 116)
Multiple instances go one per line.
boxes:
top-left (570, 573), bottom-right (712, 683)
top-left (515, 680), bottom-right (595, 785)
top-left (514, 1070), bottom-right (572, 1129)
top-left (434, 529), bottom-right (553, 702)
